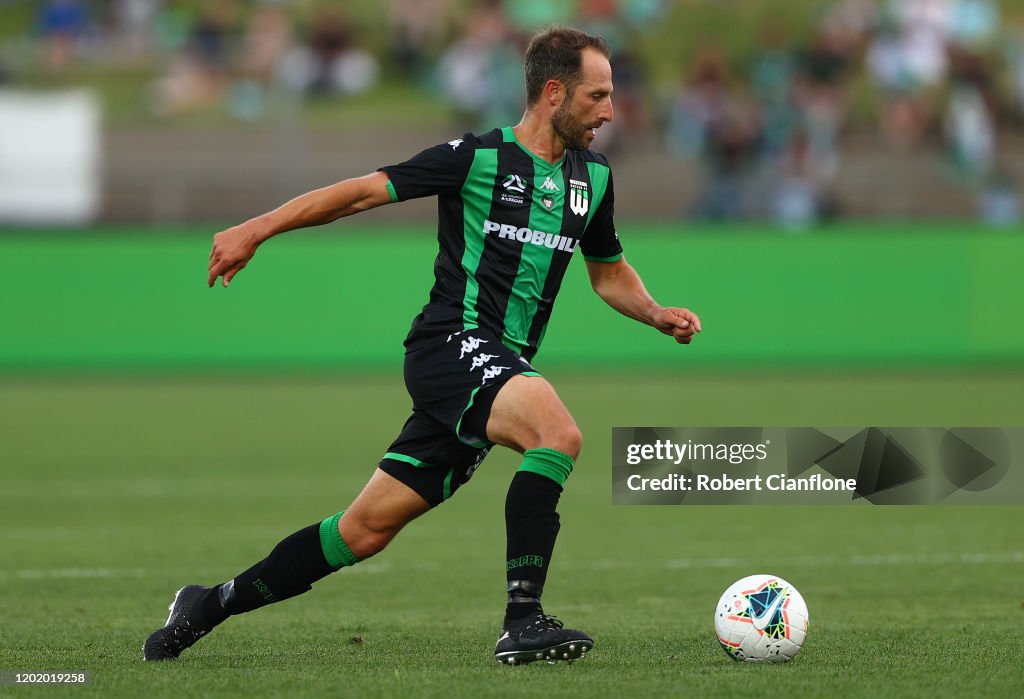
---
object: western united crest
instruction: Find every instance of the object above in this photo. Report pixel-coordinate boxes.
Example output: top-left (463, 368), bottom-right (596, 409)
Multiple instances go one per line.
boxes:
top-left (569, 178), bottom-right (589, 217)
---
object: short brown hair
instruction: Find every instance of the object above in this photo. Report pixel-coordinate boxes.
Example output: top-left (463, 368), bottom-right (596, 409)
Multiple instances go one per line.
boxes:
top-left (524, 26), bottom-right (611, 105)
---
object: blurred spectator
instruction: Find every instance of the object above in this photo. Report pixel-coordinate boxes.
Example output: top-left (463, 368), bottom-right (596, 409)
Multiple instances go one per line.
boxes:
top-left (1007, 35), bottom-right (1024, 117)
top-left (152, 2), bottom-right (241, 116)
top-left (386, 0), bottom-right (455, 77)
top-left (36, 0), bottom-right (92, 73)
top-left (239, 1), bottom-right (292, 84)
top-left (794, 24), bottom-right (853, 187)
top-left (502, 0), bottom-right (574, 35)
top-left (947, 0), bottom-right (999, 49)
top-left (945, 45), bottom-right (996, 181)
top-left (823, 0), bottom-right (878, 40)
top-left (437, 1), bottom-right (521, 130)
top-left (595, 48), bottom-right (652, 153)
top-left (575, 0), bottom-right (626, 51)
top-left (281, 7), bottom-right (379, 97)
top-left (773, 133), bottom-right (822, 230)
top-left (618, 0), bottom-right (668, 29)
top-left (978, 169), bottom-right (1022, 227)
top-left (229, 1), bottom-right (294, 121)
top-left (693, 96), bottom-right (762, 220)
top-left (667, 49), bottom-right (730, 160)
top-left (112, 0), bottom-right (161, 59)
top-left (749, 23), bottom-right (797, 160)
top-left (866, 0), bottom-right (957, 148)
top-left (190, 3), bottom-right (236, 69)
top-left (668, 50), bottom-right (762, 220)
top-left (153, 0), bottom-right (193, 57)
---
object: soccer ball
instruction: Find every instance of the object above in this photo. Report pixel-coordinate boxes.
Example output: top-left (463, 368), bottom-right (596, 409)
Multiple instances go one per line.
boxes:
top-left (714, 574), bottom-right (809, 663)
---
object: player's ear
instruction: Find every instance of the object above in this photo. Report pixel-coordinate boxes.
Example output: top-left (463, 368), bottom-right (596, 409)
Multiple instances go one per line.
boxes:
top-left (544, 79), bottom-right (565, 107)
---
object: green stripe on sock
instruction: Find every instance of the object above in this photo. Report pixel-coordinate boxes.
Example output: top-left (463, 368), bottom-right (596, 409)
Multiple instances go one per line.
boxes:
top-left (518, 448), bottom-right (574, 486)
top-left (318, 511), bottom-right (361, 570)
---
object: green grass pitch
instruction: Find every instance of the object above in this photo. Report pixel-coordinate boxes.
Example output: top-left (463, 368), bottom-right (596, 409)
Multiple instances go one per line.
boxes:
top-left (2, 373), bottom-right (1023, 698)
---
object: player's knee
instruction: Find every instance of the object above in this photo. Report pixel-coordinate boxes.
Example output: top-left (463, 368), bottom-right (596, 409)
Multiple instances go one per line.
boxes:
top-left (343, 525), bottom-right (394, 559)
top-left (542, 423), bottom-right (582, 460)
top-left (350, 530), bottom-right (393, 559)
top-left (339, 515), bottom-right (399, 559)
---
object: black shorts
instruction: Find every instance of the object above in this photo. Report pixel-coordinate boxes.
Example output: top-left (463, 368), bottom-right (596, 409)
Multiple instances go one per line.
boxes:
top-left (378, 327), bottom-right (541, 506)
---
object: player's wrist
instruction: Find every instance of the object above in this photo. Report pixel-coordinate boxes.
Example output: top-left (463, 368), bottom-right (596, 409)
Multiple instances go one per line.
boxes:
top-left (248, 215), bottom-right (279, 244)
top-left (645, 302), bottom-right (664, 327)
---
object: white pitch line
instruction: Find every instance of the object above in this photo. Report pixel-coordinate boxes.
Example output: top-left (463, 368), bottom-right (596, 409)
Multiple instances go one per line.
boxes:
top-left (1, 552), bottom-right (1020, 581)
top-left (8, 568), bottom-right (148, 580)
top-left (661, 551), bottom-right (1024, 569)
top-left (0, 562), bottom-right (395, 581)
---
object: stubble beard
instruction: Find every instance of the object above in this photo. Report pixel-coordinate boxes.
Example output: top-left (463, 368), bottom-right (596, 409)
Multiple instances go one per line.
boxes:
top-left (551, 95), bottom-right (592, 152)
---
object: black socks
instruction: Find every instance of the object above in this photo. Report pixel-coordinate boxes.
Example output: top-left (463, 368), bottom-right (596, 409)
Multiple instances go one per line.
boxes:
top-left (504, 470), bottom-right (563, 621)
top-left (201, 522), bottom-right (335, 625)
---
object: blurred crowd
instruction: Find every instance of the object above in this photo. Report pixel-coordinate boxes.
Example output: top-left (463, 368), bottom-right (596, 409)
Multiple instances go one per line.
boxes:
top-left (12, 0), bottom-right (1024, 226)
top-left (667, 0), bottom-right (1023, 226)
top-left (21, 0), bottom-right (664, 119)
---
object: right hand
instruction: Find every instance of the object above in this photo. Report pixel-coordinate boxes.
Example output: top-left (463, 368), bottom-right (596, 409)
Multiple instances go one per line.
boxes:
top-left (208, 222), bottom-right (265, 288)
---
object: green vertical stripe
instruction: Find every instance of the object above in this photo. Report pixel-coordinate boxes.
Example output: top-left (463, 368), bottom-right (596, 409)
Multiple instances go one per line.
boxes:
top-left (442, 467), bottom-right (455, 501)
top-left (585, 162), bottom-right (610, 229)
top-left (503, 165), bottom-right (564, 349)
top-left (455, 383), bottom-right (490, 448)
top-left (460, 148), bottom-right (499, 329)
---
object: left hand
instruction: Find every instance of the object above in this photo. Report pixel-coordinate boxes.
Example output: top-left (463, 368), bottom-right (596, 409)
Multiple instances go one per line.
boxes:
top-left (652, 307), bottom-right (702, 344)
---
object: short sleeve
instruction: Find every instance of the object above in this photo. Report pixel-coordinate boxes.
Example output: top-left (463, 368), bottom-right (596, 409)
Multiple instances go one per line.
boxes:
top-left (377, 134), bottom-right (474, 202)
top-left (580, 169), bottom-right (623, 262)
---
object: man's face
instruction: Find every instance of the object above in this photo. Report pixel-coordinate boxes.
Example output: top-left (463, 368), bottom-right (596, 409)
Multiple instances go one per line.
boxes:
top-left (551, 48), bottom-right (614, 151)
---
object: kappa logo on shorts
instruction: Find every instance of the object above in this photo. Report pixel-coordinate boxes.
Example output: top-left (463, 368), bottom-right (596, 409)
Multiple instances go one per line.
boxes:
top-left (469, 353), bottom-right (499, 371)
top-left (481, 365), bottom-right (511, 382)
top-left (458, 336), bottom-right (488, 359)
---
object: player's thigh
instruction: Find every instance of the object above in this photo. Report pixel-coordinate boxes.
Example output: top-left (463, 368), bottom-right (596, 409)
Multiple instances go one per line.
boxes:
top-left (379, 410), bottom-right (492, 507)
top-left (485, 374), bottom-right (582, 457)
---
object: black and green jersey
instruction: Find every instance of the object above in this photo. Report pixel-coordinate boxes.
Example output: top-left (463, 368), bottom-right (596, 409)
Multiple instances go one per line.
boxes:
top-left (379, 127), bottom-right (623, 361)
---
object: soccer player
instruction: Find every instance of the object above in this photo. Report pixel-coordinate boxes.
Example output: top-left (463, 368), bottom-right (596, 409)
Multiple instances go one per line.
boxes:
top-left (144, 26), bottom-right (701, 666)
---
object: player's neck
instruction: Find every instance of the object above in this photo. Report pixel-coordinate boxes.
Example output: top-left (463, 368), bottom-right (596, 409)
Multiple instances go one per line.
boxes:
top-left (512, 114), bottom-right (565, 164)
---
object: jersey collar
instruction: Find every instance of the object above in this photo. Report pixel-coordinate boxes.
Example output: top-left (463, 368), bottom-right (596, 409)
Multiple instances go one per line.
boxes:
top-left (502, 126), bottom-right (565, 170)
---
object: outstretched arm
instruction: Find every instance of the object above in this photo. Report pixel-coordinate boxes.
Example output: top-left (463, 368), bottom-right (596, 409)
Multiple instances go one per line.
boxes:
top-left (207, 171), bottom-right (393, 288)
top-left (585, 257), bottom-right (702, 344)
